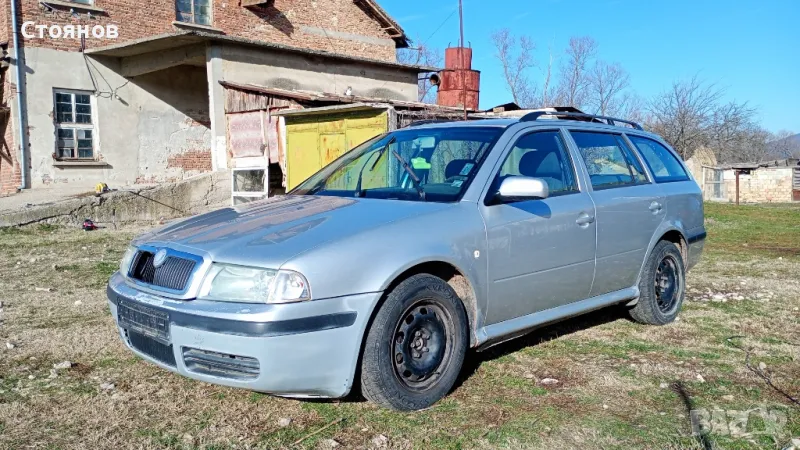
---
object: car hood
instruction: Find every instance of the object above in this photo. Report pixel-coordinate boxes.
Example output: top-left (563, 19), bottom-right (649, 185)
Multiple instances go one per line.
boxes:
top-left (133, 195), bottom-right (452, 268)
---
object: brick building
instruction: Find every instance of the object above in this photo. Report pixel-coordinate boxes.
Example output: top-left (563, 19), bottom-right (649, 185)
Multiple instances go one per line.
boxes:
top-left (0, 0), bottom-right (422, 195)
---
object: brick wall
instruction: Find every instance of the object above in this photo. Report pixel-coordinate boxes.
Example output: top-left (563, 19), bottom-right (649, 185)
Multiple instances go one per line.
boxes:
top-left (0, 61), bottom-right (20, 196)
top-left (6, 0), bottom-right (398, 61)
top-left (167, 150), bottom-right (213, 173)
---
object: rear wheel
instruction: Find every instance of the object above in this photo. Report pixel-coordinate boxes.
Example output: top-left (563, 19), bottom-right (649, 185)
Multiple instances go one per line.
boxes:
top-left (360, 274), bottom-right (468, 411)
top-left (629, 240), bottom-right (686, 325)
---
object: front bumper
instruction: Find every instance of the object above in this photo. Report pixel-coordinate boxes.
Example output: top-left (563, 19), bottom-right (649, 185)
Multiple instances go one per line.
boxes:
top-left (107, 272), bottom-right (381, 398)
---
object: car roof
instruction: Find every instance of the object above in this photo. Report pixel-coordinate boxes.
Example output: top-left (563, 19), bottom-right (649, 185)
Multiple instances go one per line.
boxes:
top-left (405, 117), bottom-right (665, 141)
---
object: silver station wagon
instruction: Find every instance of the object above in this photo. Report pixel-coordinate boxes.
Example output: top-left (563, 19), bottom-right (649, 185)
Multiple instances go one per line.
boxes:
top-left (108, 111), bottom-right (705, 411)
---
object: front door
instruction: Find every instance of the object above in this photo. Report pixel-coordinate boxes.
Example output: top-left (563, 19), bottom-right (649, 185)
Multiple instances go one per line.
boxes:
top-left (481, 130), bottom-right (597, 326)
top-left (566, 130), bottom-right (666, 297)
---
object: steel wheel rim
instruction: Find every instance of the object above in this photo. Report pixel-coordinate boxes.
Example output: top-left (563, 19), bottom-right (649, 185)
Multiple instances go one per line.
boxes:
top-left (391, 301), bottom-right (453, 391)
top-left (654, 255), bottom-right (680, 313)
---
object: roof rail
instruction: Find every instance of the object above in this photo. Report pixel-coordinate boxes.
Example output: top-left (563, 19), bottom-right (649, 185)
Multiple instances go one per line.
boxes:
top-left (519, 111), bottom-right (643, 130)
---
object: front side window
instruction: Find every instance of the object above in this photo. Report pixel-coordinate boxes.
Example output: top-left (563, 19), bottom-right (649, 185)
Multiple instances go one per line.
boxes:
top-left (498, 130), bottom-right (578, 196)
top-left (176, 0), bottom-right (211, 25)
top-left (570, 131), bottom-right (647, 189)
top-left (628, 135), bottom-right (689, 183)
top-left (291, 127), bottom-right (503, 202)
top-left (55, 91), bottom-right (94, 159)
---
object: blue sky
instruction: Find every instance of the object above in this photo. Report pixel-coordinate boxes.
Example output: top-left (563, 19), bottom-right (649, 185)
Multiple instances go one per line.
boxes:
top-left (380, 0), bottom-right (799, 132)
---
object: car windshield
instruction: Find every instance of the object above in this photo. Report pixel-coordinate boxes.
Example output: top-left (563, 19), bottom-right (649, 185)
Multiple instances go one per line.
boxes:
top-left (290, 126), bottom-right (503, 202)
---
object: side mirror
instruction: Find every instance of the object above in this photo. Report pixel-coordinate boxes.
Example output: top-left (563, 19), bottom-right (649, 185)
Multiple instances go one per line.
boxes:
top-left (494, 176), bottom-right (549, 202)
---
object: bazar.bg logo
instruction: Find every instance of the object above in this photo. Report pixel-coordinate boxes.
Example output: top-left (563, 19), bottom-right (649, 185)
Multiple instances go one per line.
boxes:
top-left (21, 22), bottom-right (119, 39)
top-left (690, 405), bottom-right (787, 437)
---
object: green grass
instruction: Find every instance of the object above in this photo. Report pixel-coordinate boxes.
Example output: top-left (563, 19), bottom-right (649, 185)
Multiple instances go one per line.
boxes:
top-left (704, 202), bottom-right (800, 258)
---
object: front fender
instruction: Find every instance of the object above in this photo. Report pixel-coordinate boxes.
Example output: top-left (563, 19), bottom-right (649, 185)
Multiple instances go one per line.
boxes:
top-left (282, 202), bottom-right (489, 321)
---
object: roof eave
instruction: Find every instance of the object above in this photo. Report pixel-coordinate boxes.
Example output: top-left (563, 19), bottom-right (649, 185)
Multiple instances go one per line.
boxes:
top-left (86, 31), bottom-right (433, 72)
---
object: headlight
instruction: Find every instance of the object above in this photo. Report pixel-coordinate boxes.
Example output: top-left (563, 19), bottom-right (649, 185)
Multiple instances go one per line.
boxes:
top-left (198, 263), bottom-right (311, 304)
top-left (119, 245), bottom-right (137, 276)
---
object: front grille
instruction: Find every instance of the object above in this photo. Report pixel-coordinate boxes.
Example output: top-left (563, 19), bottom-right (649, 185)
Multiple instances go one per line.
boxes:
top-left (182, 347), bottom-right (260, 380)
top-left (130, 251), bottom-right (196, 291)
top-left (128, 331), bottom-right (177, 367)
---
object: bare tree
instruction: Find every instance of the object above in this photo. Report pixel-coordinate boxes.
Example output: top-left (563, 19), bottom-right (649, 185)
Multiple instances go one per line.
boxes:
top-left (617, 92), bottom-right (647, 125)
top-left (586, 61), bottom-right (630, 116)
top-left (646, 76), bottom-right (725, 159)
top-left (768, 130), bottom-right (800, 159)
top-left (707, 101), bottom-right (760, 162)
top-left (397, 40), bottom-right (443, 103)
top-left (646, 76), bottom-right (766, 162)
top-left (557, 36), bottom-right (597, 109)
top-left (538, 41), bottom-right (564, 107)
top-left (491, 28), bottom-right (537, 107)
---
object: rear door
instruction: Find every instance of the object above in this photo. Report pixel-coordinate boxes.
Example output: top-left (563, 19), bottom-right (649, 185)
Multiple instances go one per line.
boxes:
top-left (481, 129), bottom-right (596, 325)
top-left (566, 129), bottom-right (665, 297)
top-left (627, 134), bottom-right (704, 233)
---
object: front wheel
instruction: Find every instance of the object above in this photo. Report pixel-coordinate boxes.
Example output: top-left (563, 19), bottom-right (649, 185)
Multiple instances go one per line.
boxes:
top-left (629, 240), bottom-right (686, 325)
top-left (360, 274), bottom-right (469, 411)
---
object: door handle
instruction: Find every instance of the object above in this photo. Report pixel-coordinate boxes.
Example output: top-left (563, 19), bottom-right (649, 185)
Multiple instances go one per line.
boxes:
top-left (576, 212), bottom-right (595, 226)
top-left (649, 201), bottom-right (663, 213)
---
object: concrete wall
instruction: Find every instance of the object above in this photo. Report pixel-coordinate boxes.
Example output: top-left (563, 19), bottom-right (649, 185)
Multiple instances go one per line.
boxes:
top-left (20, 46), bottom-right (210, 189)
top-left (0, 171), bottom-right (231, 227)
top-left (219, 44), bottom-right (417, 100)
top-left (716, 167), bottom-right (795, 203)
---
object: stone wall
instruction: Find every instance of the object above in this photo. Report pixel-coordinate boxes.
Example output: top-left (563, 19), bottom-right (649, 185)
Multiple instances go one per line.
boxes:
top-left (721, 167), bottom-right (794, 203)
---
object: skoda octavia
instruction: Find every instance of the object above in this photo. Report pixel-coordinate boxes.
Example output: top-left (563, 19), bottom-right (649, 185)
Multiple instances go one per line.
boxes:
top-left (108, 111), bottom-right (705, 411)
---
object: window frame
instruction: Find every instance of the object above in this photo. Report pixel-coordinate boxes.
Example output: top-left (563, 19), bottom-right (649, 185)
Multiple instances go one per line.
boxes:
top-left (53, 89), bottom-right (97, 161)
top-left (625, 133), bottom-right (690, 184)
top-left (175, 0), bottom-right (212, 26)
top-left (567, 129), bottom-right (653, 191)
top-left (484, 128), bottom-right (582, 204)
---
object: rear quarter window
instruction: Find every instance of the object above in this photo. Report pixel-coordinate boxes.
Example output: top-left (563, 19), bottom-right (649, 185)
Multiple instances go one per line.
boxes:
top-left (628, 135), bottom-right (689, 183)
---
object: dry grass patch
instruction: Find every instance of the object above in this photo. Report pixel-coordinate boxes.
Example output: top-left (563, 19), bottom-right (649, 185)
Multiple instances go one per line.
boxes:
top-left (1, 203), bottom-right (799, 449)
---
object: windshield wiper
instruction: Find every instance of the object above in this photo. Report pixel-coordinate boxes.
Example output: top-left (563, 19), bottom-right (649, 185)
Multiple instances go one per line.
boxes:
top-left (355, 136), bottom-right (395, 197)
top-left (391, 149), bottom-right (426, 201)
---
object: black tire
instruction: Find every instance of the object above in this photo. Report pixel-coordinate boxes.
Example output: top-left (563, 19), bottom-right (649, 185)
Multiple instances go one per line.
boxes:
top-left (629, 240), bottom-right (686, 325)
top-left (360, 274), bottom-right (469, 411)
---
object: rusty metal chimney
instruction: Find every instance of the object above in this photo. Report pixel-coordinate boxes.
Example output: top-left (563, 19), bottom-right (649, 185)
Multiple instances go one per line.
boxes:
top-left (436, 47), bottom-right (480, 111)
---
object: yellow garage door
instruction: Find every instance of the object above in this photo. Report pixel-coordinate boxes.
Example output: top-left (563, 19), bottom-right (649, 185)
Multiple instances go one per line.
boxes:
top-left (286, 110), bottom-right (388, 190)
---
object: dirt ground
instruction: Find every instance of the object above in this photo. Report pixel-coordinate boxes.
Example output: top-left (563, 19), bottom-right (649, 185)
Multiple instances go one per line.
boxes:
top-left (1, 202), bottom-right (798, 449)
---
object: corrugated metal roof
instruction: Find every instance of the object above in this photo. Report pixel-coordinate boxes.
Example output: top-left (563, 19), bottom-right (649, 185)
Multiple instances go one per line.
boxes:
top-left (219, 80), bottom-right (472, 113)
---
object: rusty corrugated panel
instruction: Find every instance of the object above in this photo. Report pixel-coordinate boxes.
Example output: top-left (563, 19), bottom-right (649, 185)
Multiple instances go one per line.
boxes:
top-left (227, 111), bottom-right (265, 159)
top-left (266, 111), bottom-right (280, 164)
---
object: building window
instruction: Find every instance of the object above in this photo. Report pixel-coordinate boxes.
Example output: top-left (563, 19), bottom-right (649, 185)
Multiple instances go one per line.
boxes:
top-left (55, 91), bottom-right (95, 159)
top-left (176, 0), bottom-right (211, 26)
top-left (69, 0), bottom-right (94, 4)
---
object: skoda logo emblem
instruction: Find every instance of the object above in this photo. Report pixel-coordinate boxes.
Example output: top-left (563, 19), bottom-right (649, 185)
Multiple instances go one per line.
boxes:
top-left (152, 249), bottom-right (168, 268)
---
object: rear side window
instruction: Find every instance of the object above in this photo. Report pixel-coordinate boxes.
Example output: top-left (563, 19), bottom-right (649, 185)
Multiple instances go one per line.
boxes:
top-left (628, 135), bottom-right (689, 183)
top-left (569, 131), bottom-right (648, 189)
